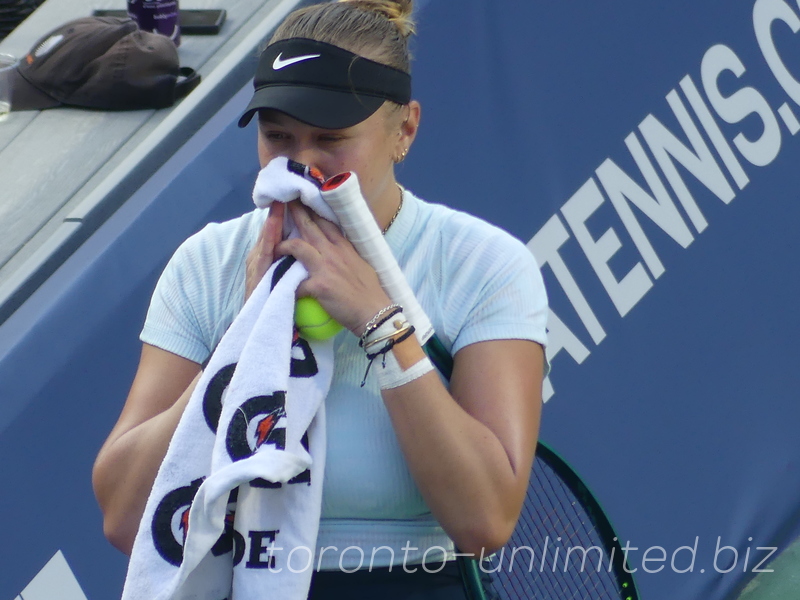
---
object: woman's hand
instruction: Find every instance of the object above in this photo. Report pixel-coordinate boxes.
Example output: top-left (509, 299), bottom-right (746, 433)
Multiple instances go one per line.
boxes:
top-left (276, 200), bottom-right (392, 335)
top-left (245, 202), bottom-right (286, 302)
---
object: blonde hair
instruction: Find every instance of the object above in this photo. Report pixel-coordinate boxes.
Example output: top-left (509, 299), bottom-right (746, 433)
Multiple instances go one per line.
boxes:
top-left (270, 0), bottom-right (415, 73)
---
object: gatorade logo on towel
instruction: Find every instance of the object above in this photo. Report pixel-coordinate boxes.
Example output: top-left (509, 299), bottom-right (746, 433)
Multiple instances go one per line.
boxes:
top-left (151, 478), bottom-right (205, 566)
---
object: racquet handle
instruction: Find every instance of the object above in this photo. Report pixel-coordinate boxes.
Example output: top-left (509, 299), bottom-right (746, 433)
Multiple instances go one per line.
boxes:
top-left (321, 172), bottom-right (434, 345)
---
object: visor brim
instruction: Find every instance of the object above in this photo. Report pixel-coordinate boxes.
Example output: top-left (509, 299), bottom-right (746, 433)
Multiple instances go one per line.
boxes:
top-left (238, 85), bottom-right (385, 130)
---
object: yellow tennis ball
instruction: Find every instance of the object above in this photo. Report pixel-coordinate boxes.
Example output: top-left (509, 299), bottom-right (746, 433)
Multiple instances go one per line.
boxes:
top-left (294, 297), bottom-right (344, 341)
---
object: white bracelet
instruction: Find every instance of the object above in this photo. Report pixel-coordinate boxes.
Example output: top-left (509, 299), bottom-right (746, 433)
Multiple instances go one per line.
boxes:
top-left (377, 353), bottom-right (434, 390)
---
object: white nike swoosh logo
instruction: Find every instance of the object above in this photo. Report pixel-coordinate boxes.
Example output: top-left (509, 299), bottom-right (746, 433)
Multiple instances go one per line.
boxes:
top-left (272, 52), bottom-right (322, 70)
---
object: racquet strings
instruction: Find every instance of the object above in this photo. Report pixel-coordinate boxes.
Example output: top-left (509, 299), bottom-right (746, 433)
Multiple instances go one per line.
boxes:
top-left (483, 453), bottom-right (632, 600)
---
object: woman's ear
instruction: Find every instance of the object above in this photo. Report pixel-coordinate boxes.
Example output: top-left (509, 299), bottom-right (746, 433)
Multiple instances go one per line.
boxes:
top-left (401, 100), bottom-right (421, 148)
top-left (394, 100), bottom-right (421, 162)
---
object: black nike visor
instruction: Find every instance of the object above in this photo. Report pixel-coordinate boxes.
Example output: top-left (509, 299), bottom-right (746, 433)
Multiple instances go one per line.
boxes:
top-left (238, 38), bottom-right (412, 130)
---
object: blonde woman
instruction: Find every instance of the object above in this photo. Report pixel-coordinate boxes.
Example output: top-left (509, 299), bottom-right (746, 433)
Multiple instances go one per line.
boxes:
top-left (93, 1), bottom-right (548, 597)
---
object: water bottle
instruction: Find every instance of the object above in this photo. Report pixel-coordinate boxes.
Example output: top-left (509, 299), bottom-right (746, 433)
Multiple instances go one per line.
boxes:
top-left (127, 0), bottom-right (181, 46)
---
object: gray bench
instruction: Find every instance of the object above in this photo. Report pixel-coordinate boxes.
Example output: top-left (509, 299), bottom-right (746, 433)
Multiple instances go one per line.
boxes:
top-left (0, 0), bottom-right (306, 323)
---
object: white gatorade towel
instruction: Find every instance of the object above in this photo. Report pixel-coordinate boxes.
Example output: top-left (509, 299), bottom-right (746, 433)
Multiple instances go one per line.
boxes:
top-left (122, 159), bottom-right (336, 600)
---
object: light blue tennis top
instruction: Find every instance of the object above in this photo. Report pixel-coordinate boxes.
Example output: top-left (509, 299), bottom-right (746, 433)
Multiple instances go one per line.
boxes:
top-left (141, 189), bottom-right (548, 569)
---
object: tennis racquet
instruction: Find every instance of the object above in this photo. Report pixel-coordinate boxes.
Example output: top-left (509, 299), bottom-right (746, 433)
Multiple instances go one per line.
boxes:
top-left (460, 441), bottom-right (640, 600)
top-left (422, 335), bottom-right (638, 599)
top-left (309, 163), bottom-right (639, 600)
top-left (319, 170), bottom-right (435, 346)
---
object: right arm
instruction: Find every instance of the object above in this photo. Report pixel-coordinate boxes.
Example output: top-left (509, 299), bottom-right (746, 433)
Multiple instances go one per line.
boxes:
top-left (92, 344), bottom-right (201, 554)
top-left (93, 202), bottom-right (286, 555)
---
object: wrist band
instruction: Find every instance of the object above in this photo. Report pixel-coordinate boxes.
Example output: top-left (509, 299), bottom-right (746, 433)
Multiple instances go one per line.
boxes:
top-left (377, 353), bottom-right (435, 390)
top-left (358, 306), bottom-right (432, 388)
top-left (359, 322), bottom-right (416, 387)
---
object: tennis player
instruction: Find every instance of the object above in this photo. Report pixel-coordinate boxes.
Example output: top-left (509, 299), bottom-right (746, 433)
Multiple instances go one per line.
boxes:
top-left (93, 1), bottom-right (548, 597)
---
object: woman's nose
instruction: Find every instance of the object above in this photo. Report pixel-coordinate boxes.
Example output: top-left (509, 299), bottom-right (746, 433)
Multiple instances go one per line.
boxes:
top-left (290, 145), bottom-right (326, 177)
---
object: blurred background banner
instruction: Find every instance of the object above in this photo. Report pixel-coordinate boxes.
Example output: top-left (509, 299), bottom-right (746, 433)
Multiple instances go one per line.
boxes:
top-left (2, 1), bottom-right (799, 599)
top-left (405, 2), bottom-right (800, 599)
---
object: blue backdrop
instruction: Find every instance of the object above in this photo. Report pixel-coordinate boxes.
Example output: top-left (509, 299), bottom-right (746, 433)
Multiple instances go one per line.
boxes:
top-left (2, 1), bottom-right (799, 598)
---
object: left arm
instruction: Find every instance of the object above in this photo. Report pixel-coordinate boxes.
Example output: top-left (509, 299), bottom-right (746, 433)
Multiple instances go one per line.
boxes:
top-left (381, 334), bottom-right (543, 557)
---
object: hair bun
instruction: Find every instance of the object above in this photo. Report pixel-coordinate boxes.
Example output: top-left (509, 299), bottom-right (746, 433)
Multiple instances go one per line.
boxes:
top-left (339, 0), bottom-right (415, 38)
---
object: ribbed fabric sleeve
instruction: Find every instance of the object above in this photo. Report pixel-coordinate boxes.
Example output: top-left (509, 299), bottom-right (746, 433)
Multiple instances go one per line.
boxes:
top-left (385, 193), bottom-right (548, 358)
top-left (141, 209), bottom-right (267, 363)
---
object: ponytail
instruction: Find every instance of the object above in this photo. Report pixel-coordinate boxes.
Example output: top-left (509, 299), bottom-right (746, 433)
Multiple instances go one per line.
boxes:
top-left (339, 0), bottom-right (415, 39)
top-left (271, 0), bottom-right (415, 73)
